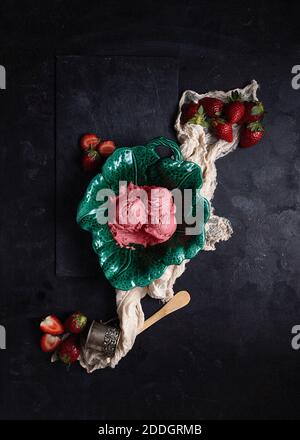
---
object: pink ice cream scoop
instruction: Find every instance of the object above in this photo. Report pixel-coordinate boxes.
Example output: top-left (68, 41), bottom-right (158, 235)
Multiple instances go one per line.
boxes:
top-left (108, 182), bottom-right (176, 248)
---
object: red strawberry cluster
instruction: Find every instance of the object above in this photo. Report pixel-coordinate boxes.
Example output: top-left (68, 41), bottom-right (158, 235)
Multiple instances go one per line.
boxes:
top-left (40, 311), bottom-right (87, 366)
top-left (180, 91), bottom-right (265, 148)
top-left (80, 133), bottom-right (116, 172)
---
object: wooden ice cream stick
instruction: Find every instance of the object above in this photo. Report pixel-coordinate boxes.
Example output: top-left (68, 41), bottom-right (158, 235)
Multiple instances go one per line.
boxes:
top-left (139, 290), bottom-right (191, 334)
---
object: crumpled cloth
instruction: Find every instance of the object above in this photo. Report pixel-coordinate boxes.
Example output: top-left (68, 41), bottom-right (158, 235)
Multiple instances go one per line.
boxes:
top-left (80, 80), bottom-right (259, 372)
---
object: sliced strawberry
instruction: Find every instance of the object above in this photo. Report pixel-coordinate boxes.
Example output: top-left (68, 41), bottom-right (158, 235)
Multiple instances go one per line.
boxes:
top-left (40, 334), bottom-right (61, 353)
top-left (197, 97), bottom-right (224, 118)
top-left (210, 118), bottom-right (233, 142)
top-left (80, 133), bottom-right (100, 151)
top-left (240, 121), bottom-right (265, 148)
top-left (98, 140), bottom-right (116, 157)
top-left (40, 315), bottom-right (64, 335)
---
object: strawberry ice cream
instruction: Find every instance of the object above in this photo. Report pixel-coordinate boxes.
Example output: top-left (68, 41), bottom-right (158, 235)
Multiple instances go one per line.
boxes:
top-left (108, 182), bottom-right (176, 248)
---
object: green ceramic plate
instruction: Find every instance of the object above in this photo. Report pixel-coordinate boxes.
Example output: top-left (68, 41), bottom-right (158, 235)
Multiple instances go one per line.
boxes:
top-left (77, 137), bottom-right (210, 290)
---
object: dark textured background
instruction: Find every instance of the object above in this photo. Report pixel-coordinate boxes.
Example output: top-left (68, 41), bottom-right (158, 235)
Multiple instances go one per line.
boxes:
top-left (0, 0), bottom-right (300, 420)
top-left (56, 56), bottom-right (179, 276)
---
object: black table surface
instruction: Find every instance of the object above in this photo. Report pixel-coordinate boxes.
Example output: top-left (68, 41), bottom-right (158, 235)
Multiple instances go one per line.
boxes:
top-left (1, 0), bottom-right (300, 420)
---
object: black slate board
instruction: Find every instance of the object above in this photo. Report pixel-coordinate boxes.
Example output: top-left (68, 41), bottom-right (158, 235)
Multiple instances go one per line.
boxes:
top-left (56, 56), bottom-right (179, 277)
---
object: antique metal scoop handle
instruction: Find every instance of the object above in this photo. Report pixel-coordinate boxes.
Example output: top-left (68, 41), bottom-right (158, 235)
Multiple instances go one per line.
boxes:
top-left (84, 290), bottom-right (191, 356)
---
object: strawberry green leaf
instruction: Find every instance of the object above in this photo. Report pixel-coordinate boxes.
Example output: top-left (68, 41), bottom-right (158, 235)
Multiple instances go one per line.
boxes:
top-left (251, 102), bottom-right (264, 115)
top-left (248, 121), bottom-right (264, 132)
top-left (188, 105), bottom-right (209, 127)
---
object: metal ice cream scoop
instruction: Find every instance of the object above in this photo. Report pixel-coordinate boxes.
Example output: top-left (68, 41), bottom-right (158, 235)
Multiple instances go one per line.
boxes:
top-left (83, 290), bottom-right (190, 357)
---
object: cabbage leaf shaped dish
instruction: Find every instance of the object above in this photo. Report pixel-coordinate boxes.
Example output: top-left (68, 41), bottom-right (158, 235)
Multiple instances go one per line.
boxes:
top-left (77, 137), bottom-right (210, 290)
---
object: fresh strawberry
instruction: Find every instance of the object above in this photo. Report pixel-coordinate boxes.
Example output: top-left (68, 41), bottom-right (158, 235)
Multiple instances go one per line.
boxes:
top-left (82, 150), bottom-right (101, 172)
top-left (239, 121), bottom-right (265, 148)
top-left (80, 133), bottom-right (100, 151)
top-left (224, 91), bottom-right (245, 124)
top-left (210, 118), bottom-right (233, 142)
top-left (40, 334), bottom-right (61, 353)
top-left (40, 315), bottom-right (64, 335)
top-left (187, 105), bottom-right (209, 127)
top-left (58, 335), bottom-right (81, 365)
top-left (65, 311), bottom-right (87, 334)
top-left (242, 101), bottom-right (264, 123)
top-left (197, 97), bottom-right (224, 118)
top-left (180, 102), bottom-right (200, 124)
top-left (98, 140), bottom-right (116, 157)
